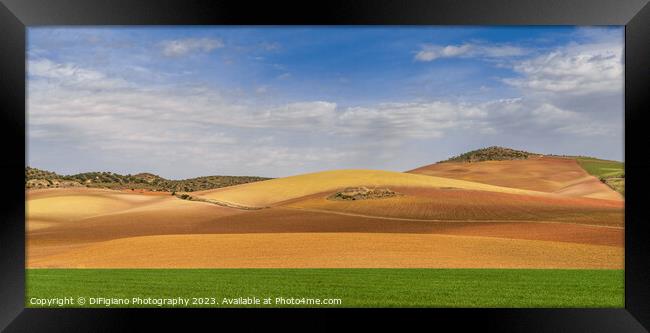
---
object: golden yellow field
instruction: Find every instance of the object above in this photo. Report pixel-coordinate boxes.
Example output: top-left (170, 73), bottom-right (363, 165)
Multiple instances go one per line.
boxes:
top-left (27, 188), bottom-right (243, 259)
top-left (27, 188), bottom-right (163, 222)
top-left (29, 233), bottom-right (622, 269)
top-left (26, 158), bottom-right (624, 269)
top-left (193, 169), bottom-right (549, 207)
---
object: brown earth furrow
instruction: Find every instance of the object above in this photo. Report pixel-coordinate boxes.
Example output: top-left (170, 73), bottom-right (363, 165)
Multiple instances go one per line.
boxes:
top-left (283, 206), bottom-right (623, 229)
top-left (283, 187), bottom-right (623, 227)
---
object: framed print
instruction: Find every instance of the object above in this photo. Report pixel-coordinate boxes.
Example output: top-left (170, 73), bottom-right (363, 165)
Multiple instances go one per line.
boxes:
top-left (1, 0), bottom-right (649, 331)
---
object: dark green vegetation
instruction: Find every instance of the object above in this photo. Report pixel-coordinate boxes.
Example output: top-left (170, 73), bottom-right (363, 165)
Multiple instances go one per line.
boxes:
top-left (328, 186), bottom-right (400, 201)
top-left (25, 167), bottom-right (270, 192)
top-left (575, 157), bottom-right (625, 195)
top-left (26, 269), bottom-right (623, 308)
top-left (442, 146), bottom-right (537, 163)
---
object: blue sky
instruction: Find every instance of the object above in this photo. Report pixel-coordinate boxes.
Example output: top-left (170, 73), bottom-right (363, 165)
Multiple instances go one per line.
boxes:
top-left (27, 26), bottom-right (624, 178)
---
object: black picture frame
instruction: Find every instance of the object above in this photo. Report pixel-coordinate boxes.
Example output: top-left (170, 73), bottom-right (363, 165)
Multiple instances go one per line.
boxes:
top-left (1, 0), bottom-right (649, 331)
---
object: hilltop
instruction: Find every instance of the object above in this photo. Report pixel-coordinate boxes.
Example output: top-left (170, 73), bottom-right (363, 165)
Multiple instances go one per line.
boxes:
top-left (25, 167), bottom-right (270, 192)
top-left (410, 146), bottom-right (623, 196)
top-left (26, 146), bottom-right (624, 196)
top-left (441, 146), bottom-right (538, 163)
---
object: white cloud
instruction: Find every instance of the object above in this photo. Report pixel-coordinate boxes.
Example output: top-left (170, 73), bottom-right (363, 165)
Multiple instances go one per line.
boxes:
top-left (530, 103), bottom-right (578, 124)
top-left (503, 40), bottom-right (623, 95)
top-left (337, 102), bottom-right (487, 139)
top-left (28, 55), bottom-right (621, 178)
top-left (257, 101), bottom-right (338, 129)
top-left (28, 58), bottom-right (129, 90)
top-left (160, 38), bottom-right (224, 57)
top-left (240, 146), bottom-right (353, 168)
top-left (478, 98), bottom-right (618, 137)
top-left (415, 43), bottom-right (527, 62)
top-left (29, 57), bottom-right (613, 145)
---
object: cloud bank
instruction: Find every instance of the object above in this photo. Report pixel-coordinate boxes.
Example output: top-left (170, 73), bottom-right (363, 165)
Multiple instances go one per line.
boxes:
top-left (27, 28), bottom-right (624, 178)
top-left (415, 43), bottom-right (527, 62)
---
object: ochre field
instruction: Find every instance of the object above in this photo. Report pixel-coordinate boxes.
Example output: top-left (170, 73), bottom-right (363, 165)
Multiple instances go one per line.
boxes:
top-left (27, 156), bottom-right (623, 269)
top-left (408, 156), bottom-right (622, 201)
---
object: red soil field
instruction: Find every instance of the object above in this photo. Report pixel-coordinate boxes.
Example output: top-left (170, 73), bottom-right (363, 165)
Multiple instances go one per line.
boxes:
top-left (284, 187), bottom-right (623, 227)
top-left (28, 233), bottom-right (623, 269)
top-left (408, 156), bottom-right (622, 201)
top-left (26, 155), bottom-right (625, 270)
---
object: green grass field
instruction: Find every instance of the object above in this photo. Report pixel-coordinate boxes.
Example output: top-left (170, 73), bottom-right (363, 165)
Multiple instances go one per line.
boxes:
top-left (26, 269), bottom-right (623, 308)
top-left (575, 157), bottom-right (625, 195)
top-left (575, 157), bottom-right (624, 178)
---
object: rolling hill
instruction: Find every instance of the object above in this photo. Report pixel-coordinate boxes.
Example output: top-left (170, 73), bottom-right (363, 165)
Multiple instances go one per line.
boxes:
top-left (191, 169), bottom-right (550, 208)
top-left (441, 146), bottom-right (538, 163)
top-left (25, 167), bottom-right (270, 192)
top-left (26, 146), bottom-right (625, 270)
top-left (408, 155), bottom-right (622, 201)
